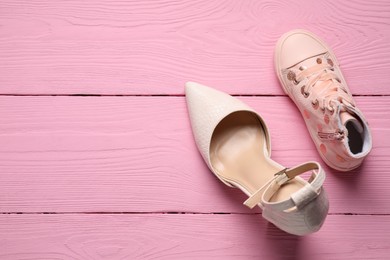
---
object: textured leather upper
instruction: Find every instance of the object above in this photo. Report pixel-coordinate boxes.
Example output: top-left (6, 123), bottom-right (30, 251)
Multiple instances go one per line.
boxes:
top-left (185, 82), bottom-right (271, 173)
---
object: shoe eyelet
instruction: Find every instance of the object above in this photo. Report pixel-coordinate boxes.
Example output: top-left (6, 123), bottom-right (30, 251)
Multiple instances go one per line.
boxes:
top-left (312, 99), bottom-right (319, 109)
top-left (287, 71), bottom-right (296, 81)
top-left (288, 71), bottom-right (300, 85)
top-left (327, 58), bottom-right (334, 67)
top-left (336, 78), bottom-right (341, 83)
top-left (301, 86), bottom-right (309, 98)
top-left (316, 58), bottom-right (322, 64)
top-left (299, 66), bottom-right (307, 71)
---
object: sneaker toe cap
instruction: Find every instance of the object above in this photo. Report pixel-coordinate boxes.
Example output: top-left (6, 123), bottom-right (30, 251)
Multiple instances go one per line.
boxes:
top-left (278, 30), bottom-right (328, 69)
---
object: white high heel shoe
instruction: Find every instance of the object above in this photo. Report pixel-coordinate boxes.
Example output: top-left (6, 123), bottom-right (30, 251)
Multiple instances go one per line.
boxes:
top-left (185, 82), bottom-right (329, 235)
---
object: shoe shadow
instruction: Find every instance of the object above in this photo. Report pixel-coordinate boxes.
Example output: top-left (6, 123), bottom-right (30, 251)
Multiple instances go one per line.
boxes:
top-left (327, 159), bottom-right (367, 189)
top-left (214, 174), bottom-right (303, 259)
top-left (262, 222), bottom-right (303, 260)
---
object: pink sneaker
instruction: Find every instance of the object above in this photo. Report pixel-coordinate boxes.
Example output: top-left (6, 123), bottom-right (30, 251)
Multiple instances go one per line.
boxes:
top-left (274, 30), bottom-right (372, 171)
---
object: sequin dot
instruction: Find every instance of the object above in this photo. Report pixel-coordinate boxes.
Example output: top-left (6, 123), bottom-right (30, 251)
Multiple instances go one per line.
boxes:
top-left (320, 144), bottom-right (327, 155)
top-left (324, 115), bottom-right (330, 124)
top-left (317, 124), bottom-right (323, 132)
top-left (303, 109), bottom-right (311, 119)
top-left (336, 154), bottom-right (346, 163)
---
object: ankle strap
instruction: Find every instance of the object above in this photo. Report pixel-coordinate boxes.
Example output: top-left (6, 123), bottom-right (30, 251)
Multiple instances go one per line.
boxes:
top-left (243, 162), bottom-right (325, 210)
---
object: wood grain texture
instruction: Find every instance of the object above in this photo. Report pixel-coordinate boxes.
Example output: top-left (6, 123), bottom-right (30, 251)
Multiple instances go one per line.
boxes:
top-left (1, 0), bottom-right (389, 258)
top-left (0, 96), bottom-right (388, 214)
top-left (1, 0), bottom-right (390, 95)
top-left (1, 214), bottom-right (389, 259)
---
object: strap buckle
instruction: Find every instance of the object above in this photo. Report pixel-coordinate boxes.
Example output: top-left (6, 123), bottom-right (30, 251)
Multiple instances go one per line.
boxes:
top-left (274, 168), bottom-right (289, 176)
top-left (274, 168), bottom-right (291, 186)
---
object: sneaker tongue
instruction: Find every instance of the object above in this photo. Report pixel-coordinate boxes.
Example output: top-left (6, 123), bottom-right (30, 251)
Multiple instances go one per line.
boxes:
top-left (340, 111), bottom-right (363, 133)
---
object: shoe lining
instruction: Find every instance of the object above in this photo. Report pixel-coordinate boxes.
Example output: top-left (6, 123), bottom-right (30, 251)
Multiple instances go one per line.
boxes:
top-left (210, 111), bottom-right (303, 203)
top-left (346, 121), bottom-right (364, 154)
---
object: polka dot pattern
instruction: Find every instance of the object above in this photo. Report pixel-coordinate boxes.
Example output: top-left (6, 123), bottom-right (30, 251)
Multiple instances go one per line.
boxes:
top-left (303, 109), bottom-right (311, 119)
top-left (324, 114), bottom-right (330, 124)
top-left (320, 144), bottom-right (327, 155)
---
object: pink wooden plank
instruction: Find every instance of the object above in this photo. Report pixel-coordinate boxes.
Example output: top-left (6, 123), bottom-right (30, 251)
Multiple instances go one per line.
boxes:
top-left (0, 96), bottom-right (388, 214)
top-left (1, 214), bottom-right (389, 259)
top-left (1, 0), bottom-right (390, 95)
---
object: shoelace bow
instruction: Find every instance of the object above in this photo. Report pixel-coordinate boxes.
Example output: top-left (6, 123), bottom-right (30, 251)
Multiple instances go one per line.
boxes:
top-left (295, 60), bottom-right (354, 113)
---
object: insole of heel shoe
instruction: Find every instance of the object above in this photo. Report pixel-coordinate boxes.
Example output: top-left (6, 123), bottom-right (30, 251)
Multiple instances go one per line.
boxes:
top-left (210, 111), bottom-right (304, 203)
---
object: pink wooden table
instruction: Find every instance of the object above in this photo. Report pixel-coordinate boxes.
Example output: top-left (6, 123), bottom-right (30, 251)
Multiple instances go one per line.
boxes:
top-left (1, 0), bottom-right (390, 259)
